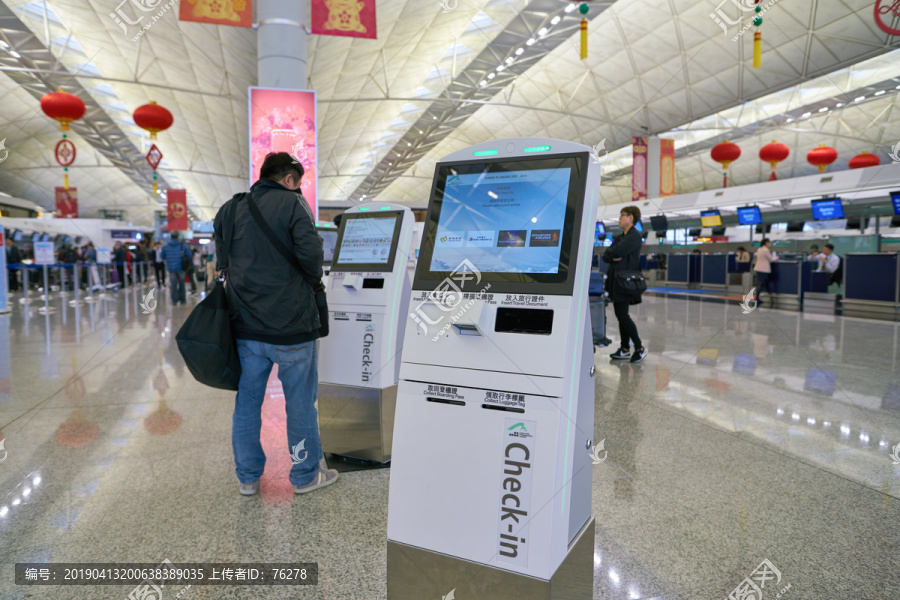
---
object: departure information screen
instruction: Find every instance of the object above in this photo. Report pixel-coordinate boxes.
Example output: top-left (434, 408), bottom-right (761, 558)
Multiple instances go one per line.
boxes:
top-left (737, 206), bottom-right (762, 225)
top-left (429, 168), bottom-right (570, 274)
top-left (335, 217), bottom-right (396, 265)
top-left (811, 198), bottom-right (843, 220)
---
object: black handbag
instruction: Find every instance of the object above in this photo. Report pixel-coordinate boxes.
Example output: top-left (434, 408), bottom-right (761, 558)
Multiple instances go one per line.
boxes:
top-left (175, 196), bottom-right (241, 390)
top-left (244, 193), bottom-right (329, 338)
top-left (616, 270), bottom-right (647, 295)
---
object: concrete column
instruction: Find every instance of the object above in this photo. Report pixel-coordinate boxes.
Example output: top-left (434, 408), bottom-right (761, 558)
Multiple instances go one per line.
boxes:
top-left (257, 0), bottom-right (308, 88)
top-left (646, 136), bottom-right (661, 200)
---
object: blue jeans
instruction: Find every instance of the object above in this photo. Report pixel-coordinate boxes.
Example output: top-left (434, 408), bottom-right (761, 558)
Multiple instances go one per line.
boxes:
top-left (233, 339), bottom-right (320, 486)
top-left (167, 270), bottom-right (186, 303)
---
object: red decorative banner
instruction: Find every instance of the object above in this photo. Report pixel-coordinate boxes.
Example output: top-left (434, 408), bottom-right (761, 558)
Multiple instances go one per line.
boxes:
top-left (312, 0), bottom-right (377, 39)
top-left (179, 0), bottom-right (252, 28)
top-left (55, 187), bottom-right (78, 218)
top-left (874, 0), bottom-right (900, 36)
top-left (249, 87), bottom-right (318, 219)
top-left (632, 136), bottom-right (648, 202)
top-left (660, 139), bottom-right (675, 197)
top-left (167, 189), bottom-right (188, 231)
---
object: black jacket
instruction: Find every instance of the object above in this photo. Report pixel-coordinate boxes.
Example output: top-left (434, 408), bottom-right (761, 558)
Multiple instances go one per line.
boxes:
top-left (213, 179), bottom-right (324, 345)
top-left (602, 227), bottom-right (643, 304)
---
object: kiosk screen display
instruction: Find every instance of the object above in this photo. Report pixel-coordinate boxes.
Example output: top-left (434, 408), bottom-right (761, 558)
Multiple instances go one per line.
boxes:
top-left (331, 212), bottom-right (403, 272)
top-left (737, 206), bottom-right (762, 225)
top-left (891, 190), bottom-right (900, 216)
top-left (593, 222), bottom-right (605, 246)
top-left (811, 198), bottom-right (843, 220)
top-left (700, 210), bottom-right (722, 227)
top-left (318, 229), bottom-right (338, 263)
top-left (417, 153), bottom-right (588, 294)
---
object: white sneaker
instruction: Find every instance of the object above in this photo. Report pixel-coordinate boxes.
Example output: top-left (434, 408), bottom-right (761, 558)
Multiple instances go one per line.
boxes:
top-left (293, 468), bottom-right (339, 494)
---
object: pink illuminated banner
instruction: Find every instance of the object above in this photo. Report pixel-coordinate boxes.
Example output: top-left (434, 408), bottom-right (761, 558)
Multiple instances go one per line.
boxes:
top-left (632, 136), bottom-right (648, 202)
top-left (660, 139), bottom-right (675, 197)
top-left (248, 87), bottom-right (318, 219)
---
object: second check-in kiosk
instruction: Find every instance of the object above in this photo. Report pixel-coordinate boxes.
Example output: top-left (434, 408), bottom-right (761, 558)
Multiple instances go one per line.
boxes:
top-left (317, 205), bottom-right (414, 463)
top-left (387, 138), bottom-right (598, 599)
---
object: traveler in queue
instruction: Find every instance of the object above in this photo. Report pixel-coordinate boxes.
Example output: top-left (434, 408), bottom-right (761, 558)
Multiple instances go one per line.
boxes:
top-left (6, 237), bottom-right (20, 292)
top-left (160, 232), bottom-right (192, 305)
top-left (213, 151), bottom-right (335, 496)
top-left (604, 206), bottom-right (647, 364)
top-left (753, 238), bottom-right (778, 305)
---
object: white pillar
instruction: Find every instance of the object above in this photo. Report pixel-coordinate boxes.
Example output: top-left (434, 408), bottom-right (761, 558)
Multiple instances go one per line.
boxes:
top-left (257, 0), bottom-right (308, 88)
top-left (646, 136), bottom-right (661, 200)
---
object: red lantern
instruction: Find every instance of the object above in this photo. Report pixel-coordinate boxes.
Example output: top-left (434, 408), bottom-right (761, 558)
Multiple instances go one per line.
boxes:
top-left (133, 101), bottom-right (173, 140)
top-left (711, 140), bottom-right (741, 188)
top-left (759, 140), bottom-right (789, 181)
top-left (848, 152), bottom-right (881, 169)
top-left (806, 145), bottom-right (838, 173)
top-left (40, 89), bottom-right (86, 131)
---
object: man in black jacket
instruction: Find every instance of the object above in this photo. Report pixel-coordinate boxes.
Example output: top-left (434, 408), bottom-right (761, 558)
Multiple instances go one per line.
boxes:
top-left (603, 206), bottom-right (646, 363)
top-left (213, 152), bottom-right (335, 497)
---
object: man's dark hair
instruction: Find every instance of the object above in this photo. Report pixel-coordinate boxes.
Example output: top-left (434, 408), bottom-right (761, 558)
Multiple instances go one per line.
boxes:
top-left (760, 238), bottom-right (770, 246)
top-left (333, 213), bottom-right (344, 228)
top-left (824, 243), bottom-right (834, 251)
top-left (260, 152), bottom-right (304, 183)
top-left (170, 231), bottom-right (179, 240)
top-left (620, 206), bottom-right (641, 223)
top-left (810, 244), bottom-right (819, 251)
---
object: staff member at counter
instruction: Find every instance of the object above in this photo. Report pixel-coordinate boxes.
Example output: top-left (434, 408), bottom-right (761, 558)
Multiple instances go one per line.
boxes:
top-left (816, 244), bottom-right (840, 274)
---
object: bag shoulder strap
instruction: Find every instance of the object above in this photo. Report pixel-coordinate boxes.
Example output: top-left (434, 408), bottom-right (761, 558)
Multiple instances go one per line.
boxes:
top-left (217, 193), bottom-right (243, 275)
top-left (245, 193), bottom-right (306, 278)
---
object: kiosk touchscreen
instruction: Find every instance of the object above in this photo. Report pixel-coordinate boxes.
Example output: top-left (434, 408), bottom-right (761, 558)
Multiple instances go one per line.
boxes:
top-left (315, 223), bottom-right (338, 277)
top-left (317, 205), bottom-right (414, 463)
top-left (387, 139), bottom-right (599, 599)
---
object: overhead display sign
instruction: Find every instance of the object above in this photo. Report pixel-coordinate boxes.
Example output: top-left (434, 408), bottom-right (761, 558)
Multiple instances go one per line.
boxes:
top-left (248, 87), bottom-right (318, 219)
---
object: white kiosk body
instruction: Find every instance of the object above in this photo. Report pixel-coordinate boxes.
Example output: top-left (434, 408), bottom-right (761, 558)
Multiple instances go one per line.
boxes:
top-left (387, 139), bottom-right (599, 598)
top-left (317, 204), bottom-right (414, 463)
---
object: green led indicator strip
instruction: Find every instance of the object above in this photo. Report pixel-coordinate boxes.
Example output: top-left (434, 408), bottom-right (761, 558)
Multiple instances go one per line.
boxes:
top-left (359, 207), bottom-right (370, 211)
top-left (378, 206), bottom-right (391, 210)
top-left (523, 145), bottom-right (551, 153)
top-left (472, 150), bottom-right (498, 156)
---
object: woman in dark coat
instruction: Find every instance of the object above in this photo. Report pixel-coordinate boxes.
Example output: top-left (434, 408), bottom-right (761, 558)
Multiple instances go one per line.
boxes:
top-left (602, 205), bottom-right (646, 363)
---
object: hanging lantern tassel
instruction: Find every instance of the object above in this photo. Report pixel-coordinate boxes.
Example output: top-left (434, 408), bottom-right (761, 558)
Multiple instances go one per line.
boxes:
top-left (64, 167), bottom-right (69, 190)
top-left (153, 171), bottom-right (157, 196)
top-left (752, 4), bottom-right (763, 69)
top-left (579, 3), bottom-right (589, 60)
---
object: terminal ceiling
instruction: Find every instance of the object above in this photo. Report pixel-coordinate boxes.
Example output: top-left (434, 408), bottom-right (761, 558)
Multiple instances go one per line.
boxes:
top-left (0, 0), bottom-right (897, 225)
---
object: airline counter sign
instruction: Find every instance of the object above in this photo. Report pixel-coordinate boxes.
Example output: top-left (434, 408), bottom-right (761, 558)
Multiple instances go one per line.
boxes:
top-left (497, 418), bottom-right (536, 568)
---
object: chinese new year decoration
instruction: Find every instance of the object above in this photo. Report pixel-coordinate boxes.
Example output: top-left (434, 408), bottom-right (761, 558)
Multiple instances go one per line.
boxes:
top-left (41, 89), bottom-right (85, 190)
top-left (806, 145), bottom-right (838, 173)
top-left (569, 2), bottom-right (592, 59)
top-left (133, 101), bottom-right (173, 196)
top-left (848, 152), bottom-right (881, 169)
top-left (711, 140), bottom-right (741, 188)
top-left (752, 0), bottom-right (763, 68)
top-left (759, 140), bottom-right (789, 181)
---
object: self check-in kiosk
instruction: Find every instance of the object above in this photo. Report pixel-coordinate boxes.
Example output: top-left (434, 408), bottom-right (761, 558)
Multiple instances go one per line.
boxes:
top-left (316, 223), bottom-right (338, 278)
top-left (387, 138), bottom-right (598, 599)
top-left (317, 205), bottom-right (414, 463)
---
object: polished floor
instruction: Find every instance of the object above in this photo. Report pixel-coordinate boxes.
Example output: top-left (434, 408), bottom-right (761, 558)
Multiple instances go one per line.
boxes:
top-left (0, 284), bottom-right (898, 599)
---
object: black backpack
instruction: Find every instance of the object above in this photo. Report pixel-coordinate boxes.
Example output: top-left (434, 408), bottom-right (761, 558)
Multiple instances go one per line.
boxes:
top-left (829, 255), bottom-right (843, 286)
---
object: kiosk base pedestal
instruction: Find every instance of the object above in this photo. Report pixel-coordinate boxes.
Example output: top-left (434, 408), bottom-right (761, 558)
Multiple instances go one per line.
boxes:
top-left (386, 518), bottom-right (594, 600)
top-left (318, 383), bottom-right (396, 464)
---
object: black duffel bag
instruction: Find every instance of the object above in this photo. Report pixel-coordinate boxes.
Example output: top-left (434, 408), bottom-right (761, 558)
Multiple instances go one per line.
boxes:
top-left (616, 270), bottom-right (648, 295)
top-left (175, 194), bottom-right (241, 390)
top-left (175, 279), bottom-right (241, 390)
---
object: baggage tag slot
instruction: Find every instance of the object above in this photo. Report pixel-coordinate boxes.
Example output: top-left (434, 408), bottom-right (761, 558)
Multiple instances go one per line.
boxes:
top-left (494, 307), bottom-right (554, 335)
top-left (427, 397), bottom-right (465, 406)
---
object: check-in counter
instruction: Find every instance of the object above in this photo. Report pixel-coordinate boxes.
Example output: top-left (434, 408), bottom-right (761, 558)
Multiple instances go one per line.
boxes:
top-left (803, 271), bottom-right (839, 315)
top-left (767, 260), bottom-right (813, 311)
top-left (700, 254), bottom-right (727, 290)
top-left (666, 254), bottom-right (700, 287)
top-left (727, 254), bottom-right (752, 293)
top-left (842, 253), bottom-right (900, 321)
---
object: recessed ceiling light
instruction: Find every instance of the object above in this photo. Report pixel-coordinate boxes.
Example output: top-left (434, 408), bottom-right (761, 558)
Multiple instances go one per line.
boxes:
top-left (786, 118), bottom-right (793, 123)
top-left (418, 130), bottom-right (423, 134)
top-left (875, 90), bottom-right (886, 96)
top-left (855, 96), bottom-right (865, 102)
top-left (801, 112), bottom-right (811, 118)
top-left (526, 38), bottom-right (536, 45)
top-left (565, 3), bottom-right (576, 12)
top-left (515, 47), bottom-right (524, 55)
top-left (551, 16), bottom-right (561, 25)
top-left (407, 142), bottom-right (411, 146)
top-left (0, 41), bottom-right (8, 48)
top-left (538, 27), bottom-right (548, 36)
top-left (505, 57), bottom-right (514, 64)
top-left (487, 73), bottom-right (495, 79)
top-left (835, 103), bottom-right (843, 108)
top-left (496, 65), bottom-right (505, 72)
top-left (10, 50), bottom-right (20, 58)
top-left (818, 107), bottom-right (828, 112)
top-left (479, 79), bottom-right (487, 86)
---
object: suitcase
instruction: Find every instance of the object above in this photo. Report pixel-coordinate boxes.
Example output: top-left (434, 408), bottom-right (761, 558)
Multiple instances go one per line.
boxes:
top-left (588, 273), bottom-right (611, 347)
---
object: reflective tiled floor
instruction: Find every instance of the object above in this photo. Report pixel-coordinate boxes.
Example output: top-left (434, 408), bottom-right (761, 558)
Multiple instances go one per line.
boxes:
top-left (0, 286), bottom-right (898, 599)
